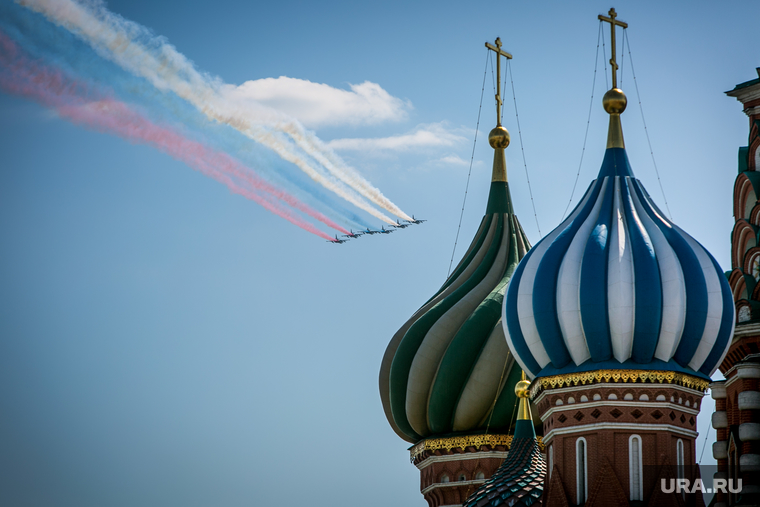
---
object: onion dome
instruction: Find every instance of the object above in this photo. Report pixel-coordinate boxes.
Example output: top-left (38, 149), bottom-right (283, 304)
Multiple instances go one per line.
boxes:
top-left (379, 124), bottom-right (532, 443)
top-left (502, 87), bottom-right (735, 381)
top-left (464, 375), bottom-right (546, 507)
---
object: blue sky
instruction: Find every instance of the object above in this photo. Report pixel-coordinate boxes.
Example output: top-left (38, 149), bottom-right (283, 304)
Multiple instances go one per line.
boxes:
top-left (0, 0), bottom-right (757, 505)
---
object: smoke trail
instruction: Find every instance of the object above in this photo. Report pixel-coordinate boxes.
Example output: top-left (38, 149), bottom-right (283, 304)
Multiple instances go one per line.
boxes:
top-left (17, 0), bottom-right (410, 223)
top-left (0, 31), bottom-right (343, 240)
top-left (0, 2), bottom-right (374, 232)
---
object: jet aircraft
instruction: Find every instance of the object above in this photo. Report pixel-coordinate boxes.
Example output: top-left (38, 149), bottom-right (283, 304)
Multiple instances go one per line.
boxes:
top-left (328, 235), bottom-right (348, 244)
top-left (406, 215), bottom-right (427, 224)
top-left (363, 228), bottom-right (380, 235)
top-left (390, 220), bottom-right (410, 229)
top-left (378, 226), bottom-right (395, 234)
top-left (343, 230), bottom-right (364, 238)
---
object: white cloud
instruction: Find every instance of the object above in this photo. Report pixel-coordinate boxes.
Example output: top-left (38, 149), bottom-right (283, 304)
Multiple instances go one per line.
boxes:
top-left (225, 77), bottom-right (410, 128)
top-left (327, 123), bottom-right (468, 152)
top-left (436, 155), bottom-right (471, 166)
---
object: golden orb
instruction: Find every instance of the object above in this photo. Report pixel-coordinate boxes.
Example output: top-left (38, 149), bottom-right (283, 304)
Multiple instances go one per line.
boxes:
top-left (515, 379), bottom-right (531, 398)
top-left (488, 126), bottom-right (510, 149)
top-left (603, 88), bottom-right (627, 114)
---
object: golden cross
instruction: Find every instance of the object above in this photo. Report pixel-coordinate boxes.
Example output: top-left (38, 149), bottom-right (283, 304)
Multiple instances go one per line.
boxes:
top-left (598, 8), bottom-right (628, 89)
top-left (485, 37), bottom-right (512, 126)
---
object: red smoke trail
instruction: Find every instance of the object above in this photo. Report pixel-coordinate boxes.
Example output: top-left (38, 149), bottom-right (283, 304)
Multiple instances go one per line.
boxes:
top-left (0, 31), bottom-right (348, 239)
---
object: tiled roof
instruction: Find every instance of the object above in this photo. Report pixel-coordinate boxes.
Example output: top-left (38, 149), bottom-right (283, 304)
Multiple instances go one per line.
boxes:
top-left (464, 421), bottom-right (546, 507)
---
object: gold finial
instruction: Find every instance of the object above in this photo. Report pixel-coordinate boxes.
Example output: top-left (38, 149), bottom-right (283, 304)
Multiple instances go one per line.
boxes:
top-left (598, 8), bottom-right (628, 148)
top-left (515, 370), bottom-right (532, 421)
top-left (485, 38), bottom-right (512, 182)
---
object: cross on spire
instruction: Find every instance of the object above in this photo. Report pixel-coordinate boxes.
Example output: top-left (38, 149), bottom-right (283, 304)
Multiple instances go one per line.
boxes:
top-left (485, 37), bottom-right (512, 126)
top-left (598, 8), bottom-right (628, 89)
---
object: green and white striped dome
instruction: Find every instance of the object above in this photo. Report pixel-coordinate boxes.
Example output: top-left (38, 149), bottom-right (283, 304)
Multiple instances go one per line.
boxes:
top-left (379, 128), bottom-right (532, 443)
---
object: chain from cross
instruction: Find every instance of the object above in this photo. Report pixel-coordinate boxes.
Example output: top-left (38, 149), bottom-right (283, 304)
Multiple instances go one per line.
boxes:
top-left (598, 8), bottom-right (628, 89)
top-left (485, 37), bottom-right (512, 126)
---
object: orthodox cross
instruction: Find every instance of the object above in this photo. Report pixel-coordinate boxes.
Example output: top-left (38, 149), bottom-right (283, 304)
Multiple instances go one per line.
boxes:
top-left (485, 37), bottom-right (512, 126)
top-left (598, 8), bottom-right (628, 89)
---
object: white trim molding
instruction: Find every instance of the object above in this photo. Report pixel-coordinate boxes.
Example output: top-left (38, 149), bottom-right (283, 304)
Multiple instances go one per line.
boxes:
top-left (415, 451), bottom-right (509, 471)
top-left (539, 400), bottom-right (699, 421)
top-left (421, 479), bottom-right (486, 495)
top-left (533, 382), bottom-right (705, 406)
top-left (544, 422), bottom-right (698, 442)
top-left (576, 436), bottom-right (588, 505)
top-left (629, 434), bottom-right (643, 501)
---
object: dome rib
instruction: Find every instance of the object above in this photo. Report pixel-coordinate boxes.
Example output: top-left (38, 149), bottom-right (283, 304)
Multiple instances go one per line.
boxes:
top-left (630, 182), bottom-right (709, 366)
top-left (408, 216), bottom-right (509, 436)
top-left (578, 173), bottom-right (615, 362)
top-left (388, 215), bottom-right (505, 439)
top-left (532, 177), bottom-right (606, 368)
top-left (504, 186), bottom-right (599, 377)
top-left (620, 176), bottom-right (662, 363)
top-left (427, 231), bottom-right (515, 433)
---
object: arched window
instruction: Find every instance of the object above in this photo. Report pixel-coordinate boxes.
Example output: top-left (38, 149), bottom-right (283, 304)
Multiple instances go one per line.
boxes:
top-left (548, 445), bottom-right (554, 479)
top-left (440, 474), bottom-right (450, 483)
top-left (475, 471), bottom-right (485, 480)
top-left (458, 473), bottom-right (466, 482)
top-left (576, 437), bottom-right (588, 504)
top-left (677, 439), bottom-right (685, 500)
top-left (629, 435), bottom-right (643, 501)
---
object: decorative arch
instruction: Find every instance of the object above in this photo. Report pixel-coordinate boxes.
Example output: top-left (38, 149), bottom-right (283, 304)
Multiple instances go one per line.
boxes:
top-left (737, 299), bottom-right (754, 323)
top-left (733, 172), bottom-right (760, 219)
top-left (729, 268), bottom-right (748, 302)
top-left (732, 219), bottom-right (758, 269)
top-left (743, 247), bottom-right (760, 281)
top-left (750, 203), bottom-right (760, 226)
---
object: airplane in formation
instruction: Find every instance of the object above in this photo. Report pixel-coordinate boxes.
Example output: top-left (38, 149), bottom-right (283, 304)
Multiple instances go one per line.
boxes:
top-left (328, 235), bottom-right (348, 244)
top-left (327, 218), bottom-right (425, 244)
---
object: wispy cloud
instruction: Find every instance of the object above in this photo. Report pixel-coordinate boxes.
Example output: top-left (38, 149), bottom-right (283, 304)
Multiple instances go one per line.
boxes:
top-left (327, 123), bottom-right (468, 152)
top-left (436, 154), bottom-right (471, 166)
top-left (225, 77), bottom-right (411, 128)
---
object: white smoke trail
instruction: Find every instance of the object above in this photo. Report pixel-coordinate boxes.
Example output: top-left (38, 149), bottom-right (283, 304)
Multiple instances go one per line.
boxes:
top-left (19, 0), bottom-right (409, 223)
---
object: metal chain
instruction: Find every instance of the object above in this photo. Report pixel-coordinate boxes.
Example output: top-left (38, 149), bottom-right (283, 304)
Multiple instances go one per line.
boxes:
top-left (561, 21), bottom-right (603, 221)
top-left (625, 30), bottom-right (672, 219)
top-left (508, 61), bottom-right (541, 236)
top-left (447, 51), bottom-right (489, 276)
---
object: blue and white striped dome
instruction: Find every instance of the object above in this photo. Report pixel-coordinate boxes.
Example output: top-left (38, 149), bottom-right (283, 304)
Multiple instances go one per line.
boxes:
top-left (502, 147), bottom-right (735, 380)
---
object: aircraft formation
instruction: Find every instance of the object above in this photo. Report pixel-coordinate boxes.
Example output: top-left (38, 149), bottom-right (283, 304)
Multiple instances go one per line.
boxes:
top-left (327, 216), bottom-right (426, 243)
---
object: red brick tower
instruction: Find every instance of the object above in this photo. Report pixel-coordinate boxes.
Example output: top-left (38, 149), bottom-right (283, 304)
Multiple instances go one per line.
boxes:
top-left (709, 68), bottom-right (760, 507)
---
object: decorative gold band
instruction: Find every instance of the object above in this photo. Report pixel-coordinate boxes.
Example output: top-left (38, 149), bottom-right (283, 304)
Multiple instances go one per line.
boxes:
top-left (409, 434), bottom-right (544, 462)
top-left (529, 369), bottom-right (710, 399)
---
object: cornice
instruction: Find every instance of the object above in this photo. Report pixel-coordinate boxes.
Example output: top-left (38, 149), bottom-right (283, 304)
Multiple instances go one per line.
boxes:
top-left (529, 369), bottom-right (708, 399)
top-left (539, 400), bottom-right (700, 421)
top-left (543, 422), bottom-right (698, 442)
top-left (415, 451), bottom-right (510, 471)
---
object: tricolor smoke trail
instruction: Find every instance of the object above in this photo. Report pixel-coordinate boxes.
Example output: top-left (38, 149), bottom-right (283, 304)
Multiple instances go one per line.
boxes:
top-left (13, 0), bottom-right (412, 226)
top-left (0, 30), bottom-right (344, 241)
